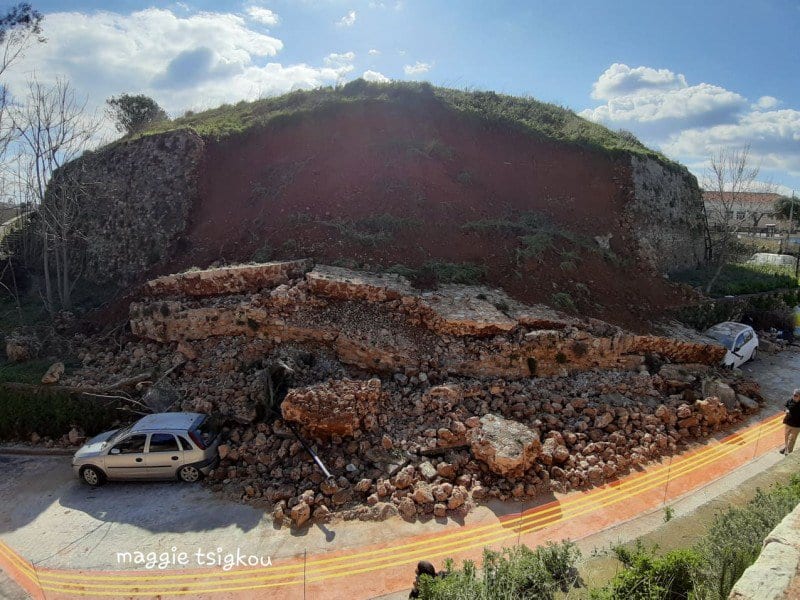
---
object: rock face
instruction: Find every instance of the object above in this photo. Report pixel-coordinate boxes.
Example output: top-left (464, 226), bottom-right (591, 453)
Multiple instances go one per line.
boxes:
top-left (50, 130), bottom-right (205, 286)
top-left (145, 260), bottom-right (313, 297)
top-left (281, 378), bottom-right (382, 438)
top-left (468, 414), bottom-right (541, 477)
top-left (627, 155), bottom-right (706, 274)
top-left (729, 505), bottom-right (800, 600)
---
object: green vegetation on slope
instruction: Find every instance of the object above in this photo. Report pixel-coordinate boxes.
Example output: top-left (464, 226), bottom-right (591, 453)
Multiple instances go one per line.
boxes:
top-left (137, 79), bottom-right (677, 167)
top-left (673, 263), bottom-right (799, 297)
top-left (418, 476), bottom-right (800, 599)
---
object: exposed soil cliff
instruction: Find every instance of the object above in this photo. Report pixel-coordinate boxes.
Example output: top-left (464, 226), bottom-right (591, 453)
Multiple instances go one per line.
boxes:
top-left (43, 85), bottom-right (705, 330)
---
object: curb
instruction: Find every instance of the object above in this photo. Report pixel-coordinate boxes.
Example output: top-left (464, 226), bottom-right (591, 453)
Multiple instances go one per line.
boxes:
top-left (0, 446), bottom-right (74, 456)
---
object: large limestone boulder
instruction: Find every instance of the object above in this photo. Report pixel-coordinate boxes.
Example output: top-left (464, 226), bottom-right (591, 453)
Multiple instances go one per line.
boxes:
top-left (281, 378), bottom-right (382, 438)
top-left (468, 414), bottom-right (541, 477)
top-left (41, 362), bottom-right (65, 384)
top-left (696, 396), bottom-right (727, 426)
top-left (702, 378), bottom-right (738, 411)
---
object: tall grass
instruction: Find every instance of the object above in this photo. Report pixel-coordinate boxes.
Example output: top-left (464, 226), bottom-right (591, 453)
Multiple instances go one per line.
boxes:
top-left (133, 80), bottom-right (678, 167)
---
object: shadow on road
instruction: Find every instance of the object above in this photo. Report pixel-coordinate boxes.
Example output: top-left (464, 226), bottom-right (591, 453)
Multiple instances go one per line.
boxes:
top-left (0, 454), bottom-right (263, 536)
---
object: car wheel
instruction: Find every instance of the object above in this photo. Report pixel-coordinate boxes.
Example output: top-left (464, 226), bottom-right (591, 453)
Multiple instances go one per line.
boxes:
top-left (750, 348), bottom-right (758, 362)
top-left (178, 465), bottom-right (201, 483)
top-left (81, 466), bottom-right (105, 486)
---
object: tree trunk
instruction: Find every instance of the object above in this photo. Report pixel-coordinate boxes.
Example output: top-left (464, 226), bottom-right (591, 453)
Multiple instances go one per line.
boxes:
top-left (704, 260), bottom-right (726, 295)
top-left (41, 235), bottom-right (54, 315)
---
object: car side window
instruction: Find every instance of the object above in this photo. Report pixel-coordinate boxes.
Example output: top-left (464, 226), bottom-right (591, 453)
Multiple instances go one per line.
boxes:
top-left (111, 434), bottom-right (147, 454)
top-left (743, 330), bottom-right (753, 343)
top-left (177, 436), bottom-right (193, 451)
top-left (734, 333), bottom-right (745, 349)
top-left (148, 433), bottom-right (179, 453)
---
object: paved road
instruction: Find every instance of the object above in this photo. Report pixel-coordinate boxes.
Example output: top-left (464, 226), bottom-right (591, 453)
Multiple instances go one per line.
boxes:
top-left (0, 347), bottom-right (798, 599)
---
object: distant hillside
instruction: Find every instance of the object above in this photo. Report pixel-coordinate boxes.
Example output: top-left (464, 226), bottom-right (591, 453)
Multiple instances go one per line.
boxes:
top-left (32, 81), bottom-right (705, 331)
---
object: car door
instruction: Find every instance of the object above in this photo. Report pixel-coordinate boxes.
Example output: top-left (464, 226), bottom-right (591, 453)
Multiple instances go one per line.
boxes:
top-left (145, 433), bottom-right (184, 479)
top-left (740, 329), bottom-right (756, 361)
top-left (105, 434), bottom-right (149, 479)
top-left (732, 332), bottom-right (747, 367)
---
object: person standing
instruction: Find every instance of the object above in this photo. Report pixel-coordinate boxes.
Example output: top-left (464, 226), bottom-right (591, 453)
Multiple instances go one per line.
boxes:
top-left (781, 389), bottom-right (800, 454)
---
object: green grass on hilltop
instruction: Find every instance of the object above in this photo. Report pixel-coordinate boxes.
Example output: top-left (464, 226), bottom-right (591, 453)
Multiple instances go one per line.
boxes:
top-left (135, 79), bottom-right (678, 167)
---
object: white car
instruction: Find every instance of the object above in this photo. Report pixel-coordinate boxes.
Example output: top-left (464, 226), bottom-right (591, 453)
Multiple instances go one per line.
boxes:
top-left (704, 322), bottom-right (759, 368)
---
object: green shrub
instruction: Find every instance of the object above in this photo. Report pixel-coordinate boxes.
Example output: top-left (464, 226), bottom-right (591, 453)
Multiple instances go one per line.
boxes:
top-left (591, 542), bottom-right (701, 600)
top-left (551, 292), bottom-right (576, 312)
top-left (672, 263), bottom-right (798, 297)
top-left (422, 261), bottom-right (487, 284)
top-left (456, 170), bottom-right (473, 186)
top-left (385, 264), bottom-right (419, 279)
top-left (693, 477), bottom-right (800, 600)
top-left (0, 360), bottom-right (52, 384)
top-left (0, 387), bottom-right (125, 440)
top-left (418, 541), bottom-right (580, 600)
top-left (252, 243), bottom-right (272, 262)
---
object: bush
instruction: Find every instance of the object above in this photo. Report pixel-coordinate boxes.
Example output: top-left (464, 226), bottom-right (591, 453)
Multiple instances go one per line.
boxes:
top-left (422, 261), bottom-right (487, 285)
top-left (418, 541), bottom-right (580, 600)
top-left (693, 477), bottom-right (800, 600)
top-left (590, 543), bottom-right (701, 600)
top-left (0, 387), bottom-right (125, 440)
top-left (551, 292), bottom-right (576, 312)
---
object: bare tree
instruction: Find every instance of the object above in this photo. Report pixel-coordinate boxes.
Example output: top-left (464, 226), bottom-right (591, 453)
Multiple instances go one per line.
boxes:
top-left (12, 77), bottom-right (99, 313)
top-left (0, 4), bottom-right (44, 163)
top-left (702, 144), bottom-right (763, 293)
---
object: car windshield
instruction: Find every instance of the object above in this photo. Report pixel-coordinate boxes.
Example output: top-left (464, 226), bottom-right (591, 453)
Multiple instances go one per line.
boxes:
top-left (104, 424), bottom-right (133, 447)
top-left (706, 330), bottom-right (736, 351)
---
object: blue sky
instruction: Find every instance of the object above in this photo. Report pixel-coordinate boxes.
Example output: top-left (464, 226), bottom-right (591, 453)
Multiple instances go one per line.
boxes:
top-left (6, 0), bottom-right (800, 191)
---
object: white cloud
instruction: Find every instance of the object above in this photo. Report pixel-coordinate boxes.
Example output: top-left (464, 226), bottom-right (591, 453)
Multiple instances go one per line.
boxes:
top-left (362, 69), bottom-right (389, 83)
top-left (754, 95), bottom-right (780, 110)
top-left (246, 7), bottom-right (279, 27)
top-left (324, 51), bottom-right (355, 67)
top-left (4, 8), bottom-right (352, 121)
top-left (368, 48), bottom-right (380, 56)
top-left (403, 61), bottom-right (431, 76)
top-left (664, 108), bottom-right (800, 176)
top-left (580, 63), bottom-right (747, 137)
top-left (336, 10), bottom-right (357, 27)
top-left (591, 63), bottom-right (687, 100)
top-left (580, 63), bottom-right (800, 188)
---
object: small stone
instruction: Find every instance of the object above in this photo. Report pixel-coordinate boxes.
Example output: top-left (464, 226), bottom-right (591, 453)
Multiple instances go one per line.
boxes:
top-left (412, 485), bottom-right (434, 504)
top-left (381, 435), bottom-right (393, 450)
top-left (290, 502), bottom-right (311, 527)
top-left (418, 461), bottom-right (437, 481)
top-left (398, 498), bottom-right (416, 520)
top-left (355, 478), bottom-right (372, 493)
top-left (434, 503), bottom-right (447, 518)
top-left (217, 444), bottom-right (229, 460)
top-left (436, 462), bottom-right (456, 478)
top-left (67, 427), bottom-right (85, 445)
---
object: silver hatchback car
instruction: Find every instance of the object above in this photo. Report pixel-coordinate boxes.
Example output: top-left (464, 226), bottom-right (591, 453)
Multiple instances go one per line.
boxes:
top-left (72, 412), bottom-right (221, 486)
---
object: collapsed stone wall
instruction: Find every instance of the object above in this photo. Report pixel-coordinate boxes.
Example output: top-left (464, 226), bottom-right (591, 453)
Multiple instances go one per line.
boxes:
top-left (625, 155), bottom-right (706, 275)
top-left (52, 260), bottom-right (757, 527)
top-left (130, 263), bottom-right (725, 384)
top-left (51, 130), bottom-right (204, 286)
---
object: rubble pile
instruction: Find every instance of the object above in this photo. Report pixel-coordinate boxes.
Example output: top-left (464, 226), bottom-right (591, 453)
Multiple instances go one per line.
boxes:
top-left (59, 261), bottom-right (764, 527)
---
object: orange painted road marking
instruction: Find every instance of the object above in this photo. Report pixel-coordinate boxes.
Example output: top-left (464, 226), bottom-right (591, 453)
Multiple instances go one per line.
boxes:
top-left (0, 413), bottom-right (784, 598)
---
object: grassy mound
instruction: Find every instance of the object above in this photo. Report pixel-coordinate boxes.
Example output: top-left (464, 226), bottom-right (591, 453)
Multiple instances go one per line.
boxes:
top-left (137, 80), bottom-right (675, 166)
